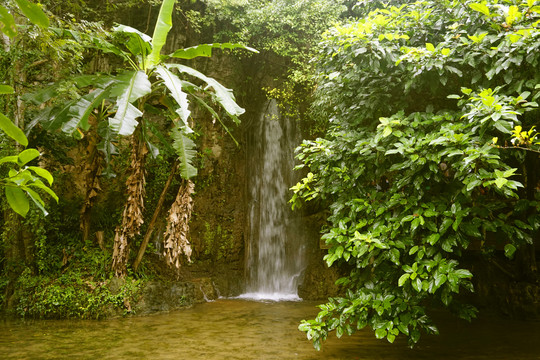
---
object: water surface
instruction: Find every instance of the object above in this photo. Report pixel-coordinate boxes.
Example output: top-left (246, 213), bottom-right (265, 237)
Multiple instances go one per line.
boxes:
top-left (1, 299), bottom-right (539, 359)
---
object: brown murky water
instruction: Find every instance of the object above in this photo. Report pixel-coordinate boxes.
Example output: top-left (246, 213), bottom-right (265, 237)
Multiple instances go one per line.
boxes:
top-left (1, 299), bottom-right (539, 359)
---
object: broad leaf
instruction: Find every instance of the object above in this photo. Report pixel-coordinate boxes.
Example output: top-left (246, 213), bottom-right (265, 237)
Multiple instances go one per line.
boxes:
top-left (5, 186), bottom-right (29, 217)
top-left (63, 85), bottom-right (111, 134)
top-left (97, 121), bottom-right (118, 177)
top-left (155, 65), bottom-right (190, 124)
top-left (25, 188), bottom-right (48, 216)
top-left (18, 148), bottom-right (40, 166)
top-left (469, 3), bottom-right (490, 17)
top-left (41, 100), bottom-right (78, 132)
top-left (171, 126), bottom-right (197, 179)
top-left (109, 70), bottom-right (151, 136)
top-left (14, 0), bottom-right (49, 28)
top-left (0, 85), bottom-right (14, 94)
top-left (170, 43), bottom-right (259, 60)
top-left (144, 120), bottom-right (176, 156)
top-left (192, 94), bottom-right (239, 146)
top-left (0, 112), bottom-right (28, 146)
top-left (28, 178), bottom-right (58, 202)
top-left (27, 166), bottom-right (53, 185)
top-left (0, 6), bottom-right (17, 38)
top-left (147, 0), bottom-right (175, 68)
top-left (0, 156), bottom-right (18, 165)
top-left (168, 64), bottom-right (245, 116)
top-left (113, 24), bottom-right (152, 58)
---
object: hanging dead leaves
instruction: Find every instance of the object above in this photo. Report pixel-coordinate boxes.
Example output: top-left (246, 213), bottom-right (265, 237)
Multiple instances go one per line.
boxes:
top-left (163, 180), bottom-right (194, 270)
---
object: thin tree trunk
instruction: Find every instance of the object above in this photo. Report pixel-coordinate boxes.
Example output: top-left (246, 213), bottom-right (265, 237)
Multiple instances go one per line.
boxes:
top-left (133, 160), bottom-right (178, 272)
top-left (80, 118), bottom-right (103, 242)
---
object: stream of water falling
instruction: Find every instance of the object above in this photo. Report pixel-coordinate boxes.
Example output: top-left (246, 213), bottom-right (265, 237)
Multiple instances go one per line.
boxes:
top-left (240, 99), bottom-right (305, 301)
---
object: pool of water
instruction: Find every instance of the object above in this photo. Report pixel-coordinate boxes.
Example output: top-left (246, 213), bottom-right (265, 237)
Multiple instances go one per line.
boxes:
top-left (1, 299), bottom-right (539, 359)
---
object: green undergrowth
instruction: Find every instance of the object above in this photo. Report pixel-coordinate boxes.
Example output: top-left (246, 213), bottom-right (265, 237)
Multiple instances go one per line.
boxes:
top-left (14, 267), bottom-right (143, 319)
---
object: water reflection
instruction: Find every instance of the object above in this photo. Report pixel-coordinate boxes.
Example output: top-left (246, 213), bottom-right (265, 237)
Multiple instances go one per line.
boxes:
top-left (1, 299), bottom-right (539, 359)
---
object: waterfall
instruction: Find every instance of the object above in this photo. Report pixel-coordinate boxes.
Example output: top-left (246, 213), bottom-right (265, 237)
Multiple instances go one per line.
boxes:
top-left (240, 99), bottom-right (306, 301)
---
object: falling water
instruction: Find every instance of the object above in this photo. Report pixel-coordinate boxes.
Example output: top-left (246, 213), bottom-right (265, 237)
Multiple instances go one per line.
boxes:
top-left (240, 99), bottom-right (306, 301)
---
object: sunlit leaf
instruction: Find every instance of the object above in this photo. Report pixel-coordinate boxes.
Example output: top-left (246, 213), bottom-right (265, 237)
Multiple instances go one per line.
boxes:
top-left (0, 6), bottom-right (17, 38)
top-left (170, 42), bottom-right (258, 60)
top-left (168, 64), bottom-right (245, 116)
top-left (171, 126), bottom-right (197, 179)
top-left (18, 148), bottom-right (40, 166)
top-left (155, 65), bottom-right (190, 124)
top-left (24, 187), bottom-right (48, 216)
top-left (5, 186), bottom-right (29, 217)
top-left (0, 112), bottom-right (28, 146)
top-left (147, 0), bottom-right (175, 68)
top-left (469, 3), bottom-right (490, 17)
top-left (14, 0), bottom-right (49, 28)
top-left (27, 166), bottom-right (53, 185)
top-left (0, 85), bottom-right (14, 94)
top-left (109, 70), bottom-right (151, 135)
top-left (113, 24), bottom-right (152, 58)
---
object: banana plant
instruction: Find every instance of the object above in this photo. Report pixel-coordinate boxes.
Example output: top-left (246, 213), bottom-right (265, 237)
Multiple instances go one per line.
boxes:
top-left (26, 0), bottom-right (256, 276)
top-left (0, 0), bottom-right (57, 217)
top-left (29, 0), bottom-right (256, 179)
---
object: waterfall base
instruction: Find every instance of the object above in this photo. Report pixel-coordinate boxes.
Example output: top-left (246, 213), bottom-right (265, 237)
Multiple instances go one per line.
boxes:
top-left (234, 292), bottom-right (301, 302)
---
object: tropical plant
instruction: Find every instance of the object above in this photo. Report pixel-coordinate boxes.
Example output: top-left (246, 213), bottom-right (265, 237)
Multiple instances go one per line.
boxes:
top-left (0, 0), bottom-right (57, 217)
top-left (293, 0), bottom-right (540, 349)
top-left (27, 0), bottom-right (256, 276)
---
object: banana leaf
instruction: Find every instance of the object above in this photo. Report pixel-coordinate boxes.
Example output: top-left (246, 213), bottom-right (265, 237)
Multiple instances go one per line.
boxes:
top-left (147, 0), bottom-right (175, 68)
top-left (155, 65), bottom-right (190, 125)
top-left (109, 70), bottom-right (151, 136)
top-left (170, 43), bottom-right (258, 60)
top-left (171, 125), bottom-right (197, 179)
top-left (167, 64), bottom-right (245, 117)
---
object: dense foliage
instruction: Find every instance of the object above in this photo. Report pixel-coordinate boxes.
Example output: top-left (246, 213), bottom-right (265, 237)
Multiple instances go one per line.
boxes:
top-left (1, 0), bottom-right (253, 314)
top-left (293, 0), bottom-right (540, 348)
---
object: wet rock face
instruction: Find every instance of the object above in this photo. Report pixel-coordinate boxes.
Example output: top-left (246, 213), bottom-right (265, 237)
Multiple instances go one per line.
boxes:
top-left (135, 281), bottom-right (196, 314)
top-left (297, 251), bottom-right (344, 301)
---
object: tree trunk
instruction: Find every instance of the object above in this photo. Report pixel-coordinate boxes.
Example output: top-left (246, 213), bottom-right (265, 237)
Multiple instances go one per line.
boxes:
top-left (80, 117), bottom-right (103, 243)
top-left (133, 160), bottom-right (178, 272)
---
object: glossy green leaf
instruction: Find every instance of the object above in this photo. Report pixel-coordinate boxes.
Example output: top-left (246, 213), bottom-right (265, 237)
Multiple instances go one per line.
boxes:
top-left (168, 64), bottom-right (245, 116)
top-left (147, 0), bottom-right (175, 68)
top-left (5, 186), bottom-right (29, 217)
top-left (0, 112), bottom-right (28, 146)
top-left (0, 85), bottom-right (14, 94)
top-left (398, 273), bottom-right (410, 286)
top-left (0, 156), bottom-right (19, 165)
top-left (28, 179), bottom-right (58, 202)
top-left (469, 3), bottom-right (490, 17)
top-left (27, 166), bottom-right (53, 185)
top-left (0, 6), bottom-right (17, 38)
top-left (170, 43), bottom-right (258, 60)
top-left (109, 70), bottom-right (151, 135)
top-left (25, 187), bottom-right (48, 216)
top-left (63, 85), bottom-right (111, 134)
top-left (171, 126), bottom-right (197, 179)
top-left (18, 148), bottom-right (40, 166)
top-left (14, 0), bottom-right (49, 28)
top-left (155, 65), bottom-right (190, 124)
top-left (504, 243), bottom-right (516, 259)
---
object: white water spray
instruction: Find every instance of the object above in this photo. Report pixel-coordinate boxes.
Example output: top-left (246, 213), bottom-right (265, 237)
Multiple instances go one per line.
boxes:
top-left (240, 100), bottom-right (306, 301)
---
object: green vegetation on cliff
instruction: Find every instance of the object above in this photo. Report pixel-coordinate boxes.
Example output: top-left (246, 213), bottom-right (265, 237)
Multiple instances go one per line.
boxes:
top-left (293, 0), bottom-right (540, 348)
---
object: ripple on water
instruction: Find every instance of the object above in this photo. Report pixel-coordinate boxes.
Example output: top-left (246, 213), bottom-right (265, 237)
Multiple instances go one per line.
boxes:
top-left (1, 299), bottom-right (539, 360)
